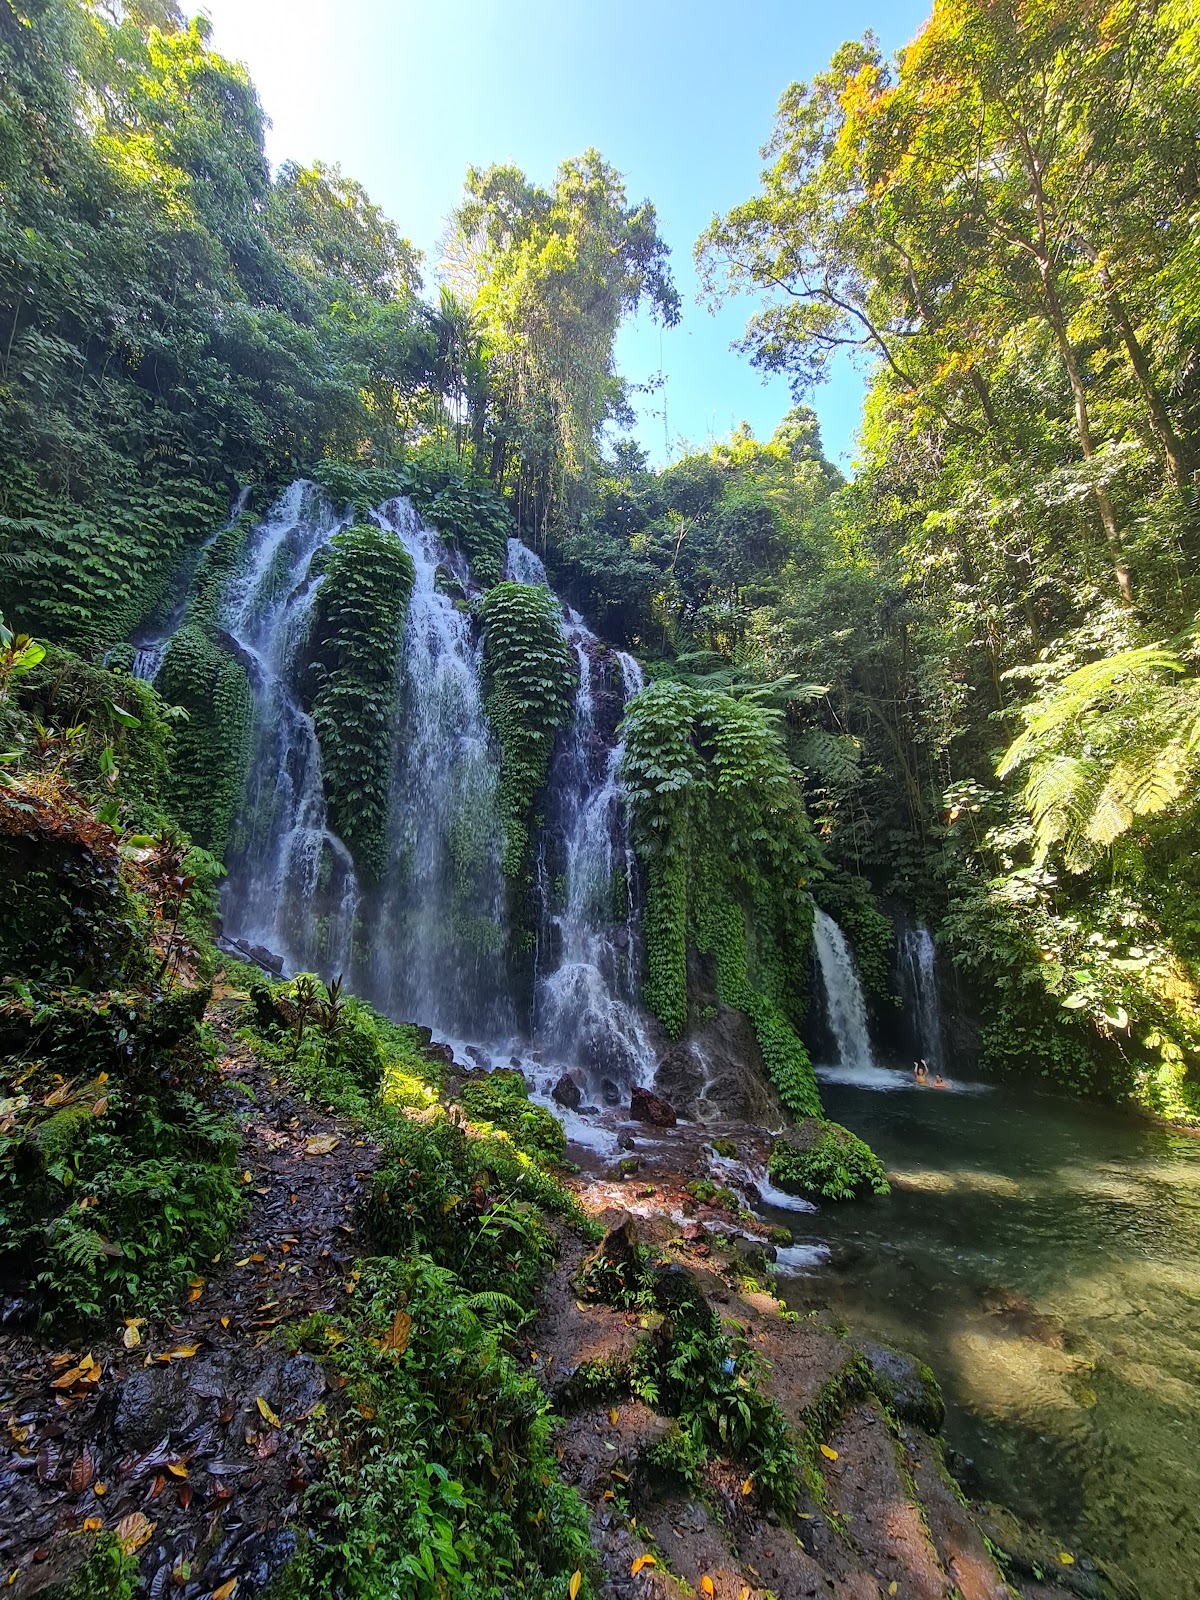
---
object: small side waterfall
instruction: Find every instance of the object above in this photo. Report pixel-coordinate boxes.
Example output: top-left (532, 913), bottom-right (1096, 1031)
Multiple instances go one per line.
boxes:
top-left (363, 499), bottom-right (509, 1039)
top-left (130, 488), bottom-right (252, 682)
top-left (221, 482), bottom-right (361, 978)
top-left (812, 908), bottom-right (876, 1069)
top-left (899, 923), bottom-right (944, 1073)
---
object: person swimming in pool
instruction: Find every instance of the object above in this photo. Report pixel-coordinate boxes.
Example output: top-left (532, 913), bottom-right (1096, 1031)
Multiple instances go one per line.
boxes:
top-left (933, 1074), bottom-right (947, 1087)
top-left (914, 1059), bottom-right (929, 1082)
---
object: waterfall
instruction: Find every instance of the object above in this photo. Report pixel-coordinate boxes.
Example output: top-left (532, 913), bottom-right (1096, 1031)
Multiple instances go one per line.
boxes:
top-left (505, 536), bottom-right (549, 586)
top-left (899, 923), bottom-right (944, 1073)
top-left (362, 499), bottom-right (510, 1039)
top-left (812, 908), bottom-right (876, 1070)
top-left (531, 611), bottom-right (654, 1101)
top-left (220, 482), bottom-right (361, 979)
top-left (129, 488), bottom-right (252, 683)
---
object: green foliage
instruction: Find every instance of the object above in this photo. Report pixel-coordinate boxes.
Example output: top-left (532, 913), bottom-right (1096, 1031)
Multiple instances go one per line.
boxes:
top-left (305, 524), bottom-right (415, 877)
top-left (52, 1535), bottom-right (139, 1600)
top-left (631, 1298), bottom-right (801, 1515)
top-left (622, 678), bottom-right (823, 1116)
top-left (459, 1069), bottom-right (567, 1163)
top-left (0, 982), bottom-right (242, 1325)
top-left (288, 1253), bottom-right (595, 1599)
top-left (402, 447), bottom-right (514, 587)
top-left (155, 515), bottom-right (256, 855)
top-left (768, 1121), bottom-right (891, 1202)
top-left (480, 582), bottom-right (576, 876)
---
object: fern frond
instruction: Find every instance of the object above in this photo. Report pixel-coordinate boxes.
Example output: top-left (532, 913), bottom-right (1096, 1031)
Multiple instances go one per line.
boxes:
top-left (464, 1290), bottom-right (528, 1326)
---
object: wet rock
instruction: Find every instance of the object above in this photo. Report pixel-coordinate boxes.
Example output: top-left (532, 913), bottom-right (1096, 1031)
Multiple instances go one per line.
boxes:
top-left (616, 1128), bottom-right (636, 1150)
top-left (552, 1073), bottom-right (582, 1110)
top-left (974, 1502), bottom-right (1139, 1600)
top-left (859, 1340), bottom-right (945, 1432)
top-left (630, 1085), bottom-right (676, 1127)
top-left (601, 1077), bottom-right (621, 1107)
top-left (655, 1005), bottom-right (781, 1122)
top-left (616, 1156), bottom-right (640, 1179)
top-left (113, 1365), bottom-right (202, 1449)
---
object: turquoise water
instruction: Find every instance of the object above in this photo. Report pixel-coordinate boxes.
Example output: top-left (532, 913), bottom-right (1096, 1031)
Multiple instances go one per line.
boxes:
top-left (770, 1067), bottom-right (1200, 1600)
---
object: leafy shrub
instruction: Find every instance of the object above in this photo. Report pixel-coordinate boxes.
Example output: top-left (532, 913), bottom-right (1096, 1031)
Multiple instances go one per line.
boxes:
top-left (459, 1069), bottom-right (567, 1162)
top-left (0, 982), bottom-right (242, 1324)
top-left (768, 1119), bottom-right (890, 1201)
top-left (288, 1253), bottom-right (594, 1599)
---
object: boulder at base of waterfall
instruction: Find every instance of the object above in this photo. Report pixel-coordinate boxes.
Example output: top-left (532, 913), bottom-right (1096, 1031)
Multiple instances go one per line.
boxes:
top-left (858, 1340), bottom-right (945, 1433)
top-left (552, 1073), bottom-right (582, 1110)
top-left (630, 1085), bottom-right (676, 1127)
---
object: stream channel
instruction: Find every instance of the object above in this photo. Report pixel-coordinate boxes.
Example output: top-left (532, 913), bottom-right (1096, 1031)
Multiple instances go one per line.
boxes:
top-left (767, 1065), bottom-right (1200, 1600)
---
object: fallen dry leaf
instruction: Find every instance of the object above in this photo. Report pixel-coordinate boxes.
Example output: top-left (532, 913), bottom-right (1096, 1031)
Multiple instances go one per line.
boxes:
top-left (211, 1580), bottom-right (239, 1600)
top-left (700, 1579), bottom-right (715, 1598)
top-left (82, 1517), bottom-right (103, 1533)
top-left (68, 1451), bottom-right (94, 1493)
top-left (609, 1407), bottom-right (619, 1426)
top-left (304, 1133), bottom-right (340, 1155)
top-left (569, 1573), bottom-right (582, 1600)
top-left (819, 1443), bottom-right (839, 1461)
top-left (256, 1395), bottom-right (281, 1428)
top-left (122, 1324), bottom-right (141, 1349)
top-left (167, 1460), bottom-right (188, 1479)
top-left (630, 1555), bottom-right (656, 1576)
top-left (741, 1476), bottom-right (754, 1496)
top-left (381, 1308), bottom-right (412, 1355)
top-left (115, 1510), bottom-right (155, 1555)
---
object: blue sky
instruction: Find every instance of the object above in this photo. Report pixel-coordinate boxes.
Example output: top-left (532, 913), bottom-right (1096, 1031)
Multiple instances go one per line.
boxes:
top-left (200, 0), bottom-right (931, 470)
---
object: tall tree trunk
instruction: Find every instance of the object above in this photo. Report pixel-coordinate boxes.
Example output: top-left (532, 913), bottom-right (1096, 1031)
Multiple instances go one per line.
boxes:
top-left (1037, 260), bottom-right (1133, 605)
top-left (1088, 253), bottom-right (1188, 491)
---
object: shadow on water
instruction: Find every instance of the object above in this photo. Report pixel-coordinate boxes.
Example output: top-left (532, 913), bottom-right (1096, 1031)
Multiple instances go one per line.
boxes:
top-left (767, 1069), bottom-right (1200, 1600)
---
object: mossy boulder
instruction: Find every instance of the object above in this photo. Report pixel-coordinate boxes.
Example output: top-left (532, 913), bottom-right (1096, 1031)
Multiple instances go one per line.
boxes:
top-left (768, 1118), bottom-right (889, 1201)
top-left (860, 1339), bottom-right (945, 1432)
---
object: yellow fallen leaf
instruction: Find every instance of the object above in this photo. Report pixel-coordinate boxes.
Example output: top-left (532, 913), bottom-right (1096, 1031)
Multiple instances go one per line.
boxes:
top-left (740, 1589), bottom-right (751, 1600)
top-left (115, 1510), bottom-right (155, 1555)
top-left (161, 1345), bottom-right (199, 1361)
top-left (304, 1133), bottom-right (340, 1155)
top-left (167, 1460), bottom-right (187, 1478)
top-left (82, 1516), bottom-right (103, 1533)
top-left (609, 1407), bottom-right (619, 1426)
top-left (122, 1324), bottom-right (141, 1349)
top-left (1059, 1553), bottom-right (1075, 1566)
top-left (212, 1581), bottom-right (239, 1600)
top-left (701, 1578), bottom-right (715, 1597)
top-left (569, 1572), bottom-right (582, 1600)
top-left (242, 1170), bottom-right (253, 1183)
top-left (93, 1483), bottom-right (107, 1497)
top-left (889, 1585), bottom-right (898, 1596)
top-left (221, 1316), bottom-right (230, 1329)
top-left (630, 1555), bottom-right (656, 1576)
top-left (381, 1308), bottom-right (412, 1355)
top-left (741, 1476), bottom-right (754, 1496)
top-left (256, 1395), bottom-right (281, 1428)
top-left (819, 1444), bottom-right (838, 1461)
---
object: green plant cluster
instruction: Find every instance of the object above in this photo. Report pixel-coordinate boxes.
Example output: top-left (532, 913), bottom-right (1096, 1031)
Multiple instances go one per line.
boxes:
top-left (480, 582), bottom-right (576, 876)
top-left (815, 872), bottom-right (899, 1008)
top-left (628, 1272), bottom-right (802, 1514)
top-left (0, 982), bottom-right (242, 1324)
top-left (305, 524), bottom-right (415, 878)
top-left (285, 1254), bottom-right (594, 1599)
top-left (768, 1120), bottom-right (890, 1202)
top-left (459, 1068), bottom-right (568, 1163)
top-left (401, 446), bottom-right (514, 588)
top-left (155, 514), bottom-right (257, 855)
top-left (622, 679), bottom-right (823, 1117)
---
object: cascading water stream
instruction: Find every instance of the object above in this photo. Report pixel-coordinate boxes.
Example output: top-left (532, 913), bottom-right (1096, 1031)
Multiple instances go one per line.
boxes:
top-left (898, 923), bottom-right (944, 1073)
top-left (220, 482), bottom-right (361, 979)
top-left (128, 487), bottom-right (252, 683)
top-left (362, 499), bottom-right (510, 1039)
top-left (501, 542), bottom-right (655, 1103)
top-left (812, 908), bottom-right (876, 1072)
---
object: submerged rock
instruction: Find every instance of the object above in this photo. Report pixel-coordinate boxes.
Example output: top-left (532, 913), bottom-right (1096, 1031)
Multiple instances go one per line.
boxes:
top-left (859, 1339), bottom-right (945, 1432)
top-left (630, 1085), bottom-right (676, 1127)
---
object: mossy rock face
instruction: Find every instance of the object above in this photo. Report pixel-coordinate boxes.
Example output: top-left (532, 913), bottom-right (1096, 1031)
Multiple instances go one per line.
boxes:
top-left (768, 1118), bottom-right (889, 1201)
top-left (860, 1339), bottom-right (945, 1432)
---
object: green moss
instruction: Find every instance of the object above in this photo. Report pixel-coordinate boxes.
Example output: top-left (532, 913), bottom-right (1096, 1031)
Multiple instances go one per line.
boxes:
top-left (459, 1068), bottom-right (567, 1163)
top-left (304, 523), bottom-right (415, 878)
top-left (768, 1120), bottom-right (890, 1201)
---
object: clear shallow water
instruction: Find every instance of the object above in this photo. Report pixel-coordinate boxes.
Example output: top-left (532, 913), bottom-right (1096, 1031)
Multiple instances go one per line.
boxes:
top-left (770, 1073), bottom-right (1200, 1600)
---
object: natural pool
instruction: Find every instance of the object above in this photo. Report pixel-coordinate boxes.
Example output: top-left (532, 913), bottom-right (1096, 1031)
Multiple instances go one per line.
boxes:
top-left (769, 1066), bottom-right (1200, 1600)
